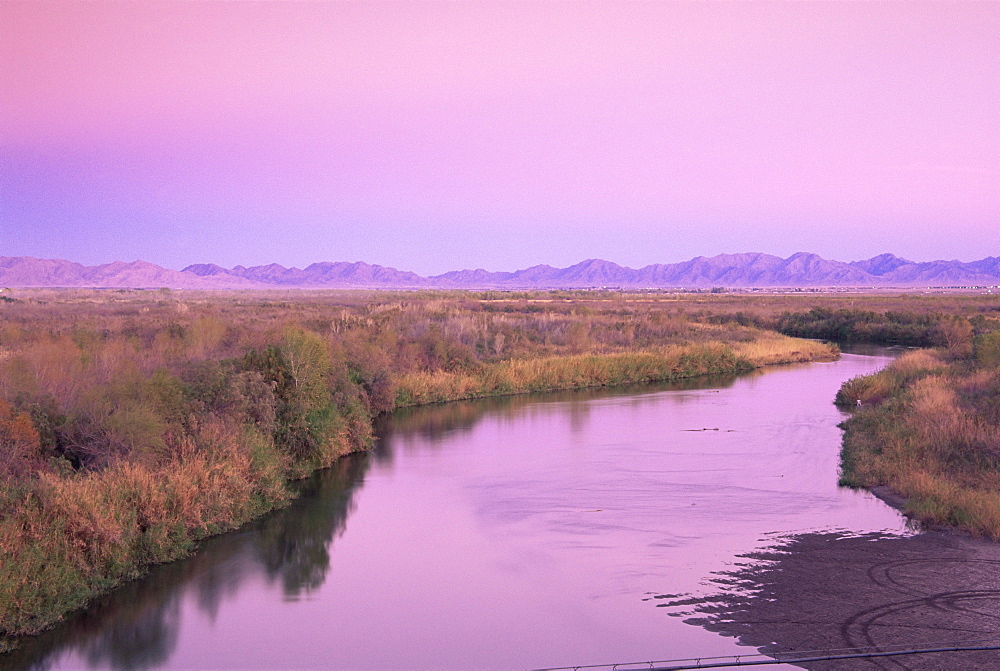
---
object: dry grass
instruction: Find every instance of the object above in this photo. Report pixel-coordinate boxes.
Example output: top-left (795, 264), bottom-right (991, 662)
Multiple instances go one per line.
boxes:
top-left (395, 336), bottom-right (831, 406)
top-left (729, 334), bottom-right (838, 366)
top-left (0, 425), bottom-right (300, 639)
top-left (836, 349), bottom-right (947, 406)
top-left (891, 349), bottom-right (947, 377)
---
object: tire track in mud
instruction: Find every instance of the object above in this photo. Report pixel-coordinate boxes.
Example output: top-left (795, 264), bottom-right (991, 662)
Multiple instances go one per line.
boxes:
top-left (856, 558), bottom-right (1000, 669)
top-left (654, 532), bottom-right (1000, 670)
top-left (867, 559), bottom-right (1000, 598)
top-left (839, 589), bottom-right (1000, 670)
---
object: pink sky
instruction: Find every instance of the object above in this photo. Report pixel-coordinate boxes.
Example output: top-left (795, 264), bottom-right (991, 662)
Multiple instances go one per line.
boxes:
top-left (2, 1), bottom-right (997, 274)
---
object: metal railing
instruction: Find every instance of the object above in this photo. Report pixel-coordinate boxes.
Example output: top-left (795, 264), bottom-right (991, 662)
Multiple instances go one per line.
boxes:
top-left (534, 639), bottom-right (1000, 670)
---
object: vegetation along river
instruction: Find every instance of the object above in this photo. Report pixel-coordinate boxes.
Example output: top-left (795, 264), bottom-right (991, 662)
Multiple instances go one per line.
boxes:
top-left (8, 350), bottom-right (918, 670)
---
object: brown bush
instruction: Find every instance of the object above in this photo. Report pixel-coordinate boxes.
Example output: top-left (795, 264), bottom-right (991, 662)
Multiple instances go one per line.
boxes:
top-left (0, 400), bottom-right (43, 480)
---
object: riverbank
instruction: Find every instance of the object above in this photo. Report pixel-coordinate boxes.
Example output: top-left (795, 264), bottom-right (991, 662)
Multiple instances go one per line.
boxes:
top-left (836, 336), bottom-right (1000, 539)
top-left (0, 292), bottom-right (837, 652)
top-left (395, 334), bottom-right (835, 406)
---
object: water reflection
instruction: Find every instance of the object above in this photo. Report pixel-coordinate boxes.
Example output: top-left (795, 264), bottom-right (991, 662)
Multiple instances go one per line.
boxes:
top-left (3, 454), bottom-right (370, 671)
top-left (376, 373), bottom-right (745, 449)
top-left (256, 455), bottom-right (369, 598)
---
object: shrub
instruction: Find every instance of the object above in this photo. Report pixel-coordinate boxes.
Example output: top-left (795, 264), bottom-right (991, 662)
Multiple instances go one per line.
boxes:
top-left (974, 332), bottom-right (1000, 367)
top-left (0, 400), bottom-right (43, 480)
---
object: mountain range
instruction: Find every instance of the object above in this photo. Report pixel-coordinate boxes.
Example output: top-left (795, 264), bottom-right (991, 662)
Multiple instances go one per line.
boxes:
top-left (1, 253), bottom-right (998, 290)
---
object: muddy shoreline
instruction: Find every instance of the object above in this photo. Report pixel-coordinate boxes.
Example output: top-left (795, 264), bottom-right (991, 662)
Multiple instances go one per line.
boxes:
top-left (664, 513), bottom-right (1000, 670)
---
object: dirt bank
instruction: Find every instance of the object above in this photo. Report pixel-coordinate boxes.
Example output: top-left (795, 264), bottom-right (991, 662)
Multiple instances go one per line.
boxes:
top-left (661, 527), bottom-right (1000, 669)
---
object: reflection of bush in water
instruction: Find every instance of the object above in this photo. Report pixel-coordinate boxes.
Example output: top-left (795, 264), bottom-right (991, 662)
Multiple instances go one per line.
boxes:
top-left (378, 373), bottom-right (744, 448)
top-left (2, 453), bottom-right (371, 671)
top-left (78, 602), bottom-right (181, 671)
top-left (0, 554), bottom-right (191, 671)
top-left (255, 453), bottom-right (370, 597)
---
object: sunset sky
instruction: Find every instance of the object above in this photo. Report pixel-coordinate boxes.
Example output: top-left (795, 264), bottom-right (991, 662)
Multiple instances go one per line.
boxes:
top-left (2, 1), bottom-right (997, 275)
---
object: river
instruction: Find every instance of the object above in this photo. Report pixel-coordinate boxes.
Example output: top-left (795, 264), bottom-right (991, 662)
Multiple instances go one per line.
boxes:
top-left (6, 350), bottom-right (910, 670)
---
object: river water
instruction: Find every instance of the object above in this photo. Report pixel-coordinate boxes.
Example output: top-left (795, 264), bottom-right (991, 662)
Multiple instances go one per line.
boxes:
top-left (8, 351), bottom-right (911, 670)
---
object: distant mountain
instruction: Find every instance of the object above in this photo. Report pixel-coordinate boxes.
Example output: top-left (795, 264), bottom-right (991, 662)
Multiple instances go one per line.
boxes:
top-left (183, 263), bottom-right (232, 277)
top-left (0, 257), bottom-right (262, 289)
top-left (849, 253), bottom-right (912, 276)
top-left (1, 253), bottom-right (998, 290)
